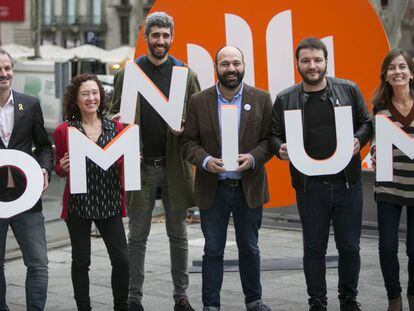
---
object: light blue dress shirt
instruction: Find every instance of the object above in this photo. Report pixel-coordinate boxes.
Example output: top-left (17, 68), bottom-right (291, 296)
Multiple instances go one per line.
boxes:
top-left (202, 83), bottom-right (254, 180)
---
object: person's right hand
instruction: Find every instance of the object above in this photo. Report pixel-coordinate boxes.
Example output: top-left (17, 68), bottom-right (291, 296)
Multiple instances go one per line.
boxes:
top-left (279, 143), bottom-right (290, 160)
top-left (60, 152), bottom-right (70, 173)
top-left (371, 146), bottom-right (376, 171)
top-left (206, 157), bottom-right (226, 173)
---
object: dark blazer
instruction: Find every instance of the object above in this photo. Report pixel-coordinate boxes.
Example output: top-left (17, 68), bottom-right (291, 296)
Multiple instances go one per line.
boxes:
top-left (0, 91), bottom-right (53, 212)
top-left (182, 84), bottom-right (273, 210)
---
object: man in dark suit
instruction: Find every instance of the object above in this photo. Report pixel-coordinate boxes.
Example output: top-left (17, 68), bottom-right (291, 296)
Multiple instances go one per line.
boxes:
top-left (182, 46), bottom-right (273, 311)
top-left (0, 49), bottom-right (53, 310)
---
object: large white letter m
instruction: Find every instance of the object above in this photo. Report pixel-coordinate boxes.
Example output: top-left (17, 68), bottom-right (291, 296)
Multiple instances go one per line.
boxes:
top-left (68, 125), bottom-right (141, 194)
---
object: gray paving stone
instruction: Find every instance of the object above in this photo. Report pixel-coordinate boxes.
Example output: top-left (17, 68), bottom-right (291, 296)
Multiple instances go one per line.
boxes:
top-left (1, 222), bottom-right (408, 310)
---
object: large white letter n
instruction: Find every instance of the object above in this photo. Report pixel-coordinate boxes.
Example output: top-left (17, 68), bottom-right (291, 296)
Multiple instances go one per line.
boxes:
top-left (69, 125), bottom-right (141, 194)
top-left (119, 60), bottom-right (188, 131)
top-left (376, 114), bottom-right (414, 181)
top-left (284, 106), bottom-right (354, 175)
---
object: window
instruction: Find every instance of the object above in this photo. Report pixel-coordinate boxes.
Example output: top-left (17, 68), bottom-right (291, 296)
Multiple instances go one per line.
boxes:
top-left (67, 0), bottom-right (76, 24)
top-left (92, 0), bottom-right (102, 24)
top-left (43, 0), bottom-right (52, 24)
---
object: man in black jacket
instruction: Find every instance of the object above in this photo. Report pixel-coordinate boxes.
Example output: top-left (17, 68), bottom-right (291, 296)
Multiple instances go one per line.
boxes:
top-left (270, 38), bottom-right (372, 311)
top-left (0, 49), bottom-right (53, 310)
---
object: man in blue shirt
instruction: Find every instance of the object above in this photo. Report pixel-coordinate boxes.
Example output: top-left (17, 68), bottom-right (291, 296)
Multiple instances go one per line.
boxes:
top-left (182, 46), bottom-right (273, 311)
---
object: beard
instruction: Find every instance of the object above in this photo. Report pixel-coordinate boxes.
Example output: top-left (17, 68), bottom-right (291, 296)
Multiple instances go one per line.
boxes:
top-left (148, 43), bottom-right (171, 60)
top-left (298, 66), bottom-right (327, 86)
top-left (217, 70), bottom-right (245, 90)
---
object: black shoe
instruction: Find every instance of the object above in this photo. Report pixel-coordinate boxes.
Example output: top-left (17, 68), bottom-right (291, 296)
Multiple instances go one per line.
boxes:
top-left (248, 302), bottom-right (272, 311)
top-left (76, 302), bottom-right (92, 311)
top-left (128, 301), bottom-right (144, 311)
top-left (340, 296), bottom-right (361, 311)
top-left (309, 299), bottom-right (327, 311)
top-left (174, 298), bottom-right (195, 311)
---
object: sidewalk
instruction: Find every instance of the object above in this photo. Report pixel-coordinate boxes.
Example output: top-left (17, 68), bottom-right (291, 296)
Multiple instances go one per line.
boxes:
top-left (3, 221), bottom-right (405, 311)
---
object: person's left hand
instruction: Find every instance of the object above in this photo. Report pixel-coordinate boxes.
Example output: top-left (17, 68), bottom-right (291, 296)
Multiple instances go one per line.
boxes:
top-left (42, 169), bottom-right (49, 193)
top-left (353, 138), bottom-right (361, 156)
top-left (170, 125), bottom-right (184, 136)
top-left (236, 154), bottom-right (253, 172)
top-left (111, 113), bottom-right (122, 122)
top-left (371, 146), bottom-right (376, 171)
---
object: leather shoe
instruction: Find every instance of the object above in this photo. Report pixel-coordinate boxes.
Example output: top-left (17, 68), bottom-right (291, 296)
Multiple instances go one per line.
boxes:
top-left (387, 296), bottom-right (402, 311)
top-left (309, 298), bottom-right (327, 311)
top-left (128, 301), bottom-right (144, 311)
top-left (408, 295), bottom-right (414, 311)
top-left (174, 298), bottom-right (195, 311)
top-left (340, 296), bottom-right (361, 311)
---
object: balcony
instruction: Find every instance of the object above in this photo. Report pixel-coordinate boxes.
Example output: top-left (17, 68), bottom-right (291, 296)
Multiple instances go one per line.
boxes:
top-left (42, 15), bottom-right (107, 33)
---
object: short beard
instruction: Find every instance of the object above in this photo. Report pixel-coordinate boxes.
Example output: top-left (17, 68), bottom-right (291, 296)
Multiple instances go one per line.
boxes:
top-left (299, 66), bottom-right (327, 86)
top-left (217, 71), bottom-right (245, 90)
top-left (148, 44), bottom-right (170, 60)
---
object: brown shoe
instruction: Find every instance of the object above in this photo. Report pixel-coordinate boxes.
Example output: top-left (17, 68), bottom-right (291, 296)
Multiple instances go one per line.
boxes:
top-left (174, 298), bottom-right (195, 311)
top-left (408, 295), bottom-right (414, 311)
top-left (387, 296), bottom-right (402, 311)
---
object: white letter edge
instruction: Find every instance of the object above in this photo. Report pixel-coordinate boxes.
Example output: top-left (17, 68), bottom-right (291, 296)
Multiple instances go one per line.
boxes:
top-left (119, 60), bottom-right (188, 131)
top-left (376, 114), bottom-right (414, 181)
top-left (284, 106), bottom-right (354, 176)
top-left (221, 105), bottom-right (239, 171)
top-left (0, 150), bottom-right (43, 218)
top-left (69, 124), bottom-right (141, 194)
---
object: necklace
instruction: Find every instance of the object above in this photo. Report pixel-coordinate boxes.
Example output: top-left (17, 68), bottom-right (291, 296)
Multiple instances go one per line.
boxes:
top-left (81, 120), bottom-right (102, 143)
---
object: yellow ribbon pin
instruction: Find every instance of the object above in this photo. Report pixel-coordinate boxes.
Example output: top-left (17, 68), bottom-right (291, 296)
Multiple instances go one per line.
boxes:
top-left (18, 104), bottom-right (24, 111)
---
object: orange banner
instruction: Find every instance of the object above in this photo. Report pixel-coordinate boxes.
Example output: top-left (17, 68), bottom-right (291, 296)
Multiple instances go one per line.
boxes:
top-left (134, 0), bottom-right (390, 208)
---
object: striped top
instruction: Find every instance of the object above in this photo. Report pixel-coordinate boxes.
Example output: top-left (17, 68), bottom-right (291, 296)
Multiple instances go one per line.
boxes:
top-left (373, 105), bottom-right (414, 206)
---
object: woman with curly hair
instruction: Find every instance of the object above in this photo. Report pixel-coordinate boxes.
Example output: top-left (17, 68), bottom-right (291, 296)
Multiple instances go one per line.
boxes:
top-left (53, 73), bottom-right (128, 311)
top-left (371, 49), bottom-right (414, 311)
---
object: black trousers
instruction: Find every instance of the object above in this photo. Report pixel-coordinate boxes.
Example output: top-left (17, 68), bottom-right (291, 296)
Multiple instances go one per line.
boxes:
top-left (66, 213), bottom-right (129, 311)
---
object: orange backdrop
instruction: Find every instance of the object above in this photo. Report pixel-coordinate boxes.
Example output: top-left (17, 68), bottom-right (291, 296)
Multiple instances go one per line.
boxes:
top-left (134, 0), bottom-right (390, 208)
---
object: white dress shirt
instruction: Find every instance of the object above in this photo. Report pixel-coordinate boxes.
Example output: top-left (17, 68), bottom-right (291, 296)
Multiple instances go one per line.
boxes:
top-left (0, 90), bottom-right (14, 147)
top-left (0, 90), bottom-right (15, 187)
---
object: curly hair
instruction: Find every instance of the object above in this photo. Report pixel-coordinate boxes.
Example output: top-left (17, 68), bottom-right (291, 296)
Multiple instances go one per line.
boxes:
top-left (63, 73), bottom-right (108, 121)
top-left (372, 49), bottom-right (414, 115)
top-left (144, 12), bottom-right (174, 37)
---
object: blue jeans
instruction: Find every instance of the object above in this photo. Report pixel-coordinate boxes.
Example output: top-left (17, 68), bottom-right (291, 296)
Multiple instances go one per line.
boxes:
top-left (0, 210), bottom-right (48, 311)
top-left (295, 180), bottom-right (362, 305)
top-left (200, 183), bottom-right (263, 308)
top-left (377, 201), bottom-right (414, 299)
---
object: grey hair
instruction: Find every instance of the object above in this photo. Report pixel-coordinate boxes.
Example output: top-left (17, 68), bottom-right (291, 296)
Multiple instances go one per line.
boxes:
top-left (0, 49), bottom-right (14, 67)
top-left (144, 12), bottom-right (174, 37)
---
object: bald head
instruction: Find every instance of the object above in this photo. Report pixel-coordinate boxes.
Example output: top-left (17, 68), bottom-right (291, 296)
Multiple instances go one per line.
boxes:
top-left (215, 46), bottom-right (245, 90)
top-left (215, 46), bottom-right (244, 65)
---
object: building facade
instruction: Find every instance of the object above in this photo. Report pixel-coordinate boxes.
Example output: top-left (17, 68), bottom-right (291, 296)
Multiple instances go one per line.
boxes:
top-left (0, 0), bottom-right (413, 52)
top-left (0, 0), bottom-right (154, 49)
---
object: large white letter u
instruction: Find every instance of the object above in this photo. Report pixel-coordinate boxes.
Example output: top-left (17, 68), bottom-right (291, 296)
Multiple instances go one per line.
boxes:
top-left (284, 106), bottom-right (354, 176)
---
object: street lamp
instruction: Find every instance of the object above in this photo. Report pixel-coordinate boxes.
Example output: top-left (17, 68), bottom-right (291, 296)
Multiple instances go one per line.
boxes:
top-left (31, 0), bottom-right (42, 59)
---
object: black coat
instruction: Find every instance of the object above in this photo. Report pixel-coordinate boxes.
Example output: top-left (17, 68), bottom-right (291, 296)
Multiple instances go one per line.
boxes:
top-left (270, 77), bottom-right (373, 191)
top-left (0, 91), bottom-right (53, 212)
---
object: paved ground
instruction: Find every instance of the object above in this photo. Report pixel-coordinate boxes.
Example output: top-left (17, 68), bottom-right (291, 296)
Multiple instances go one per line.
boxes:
top-left (3, 221), bottom-right (409, 311)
